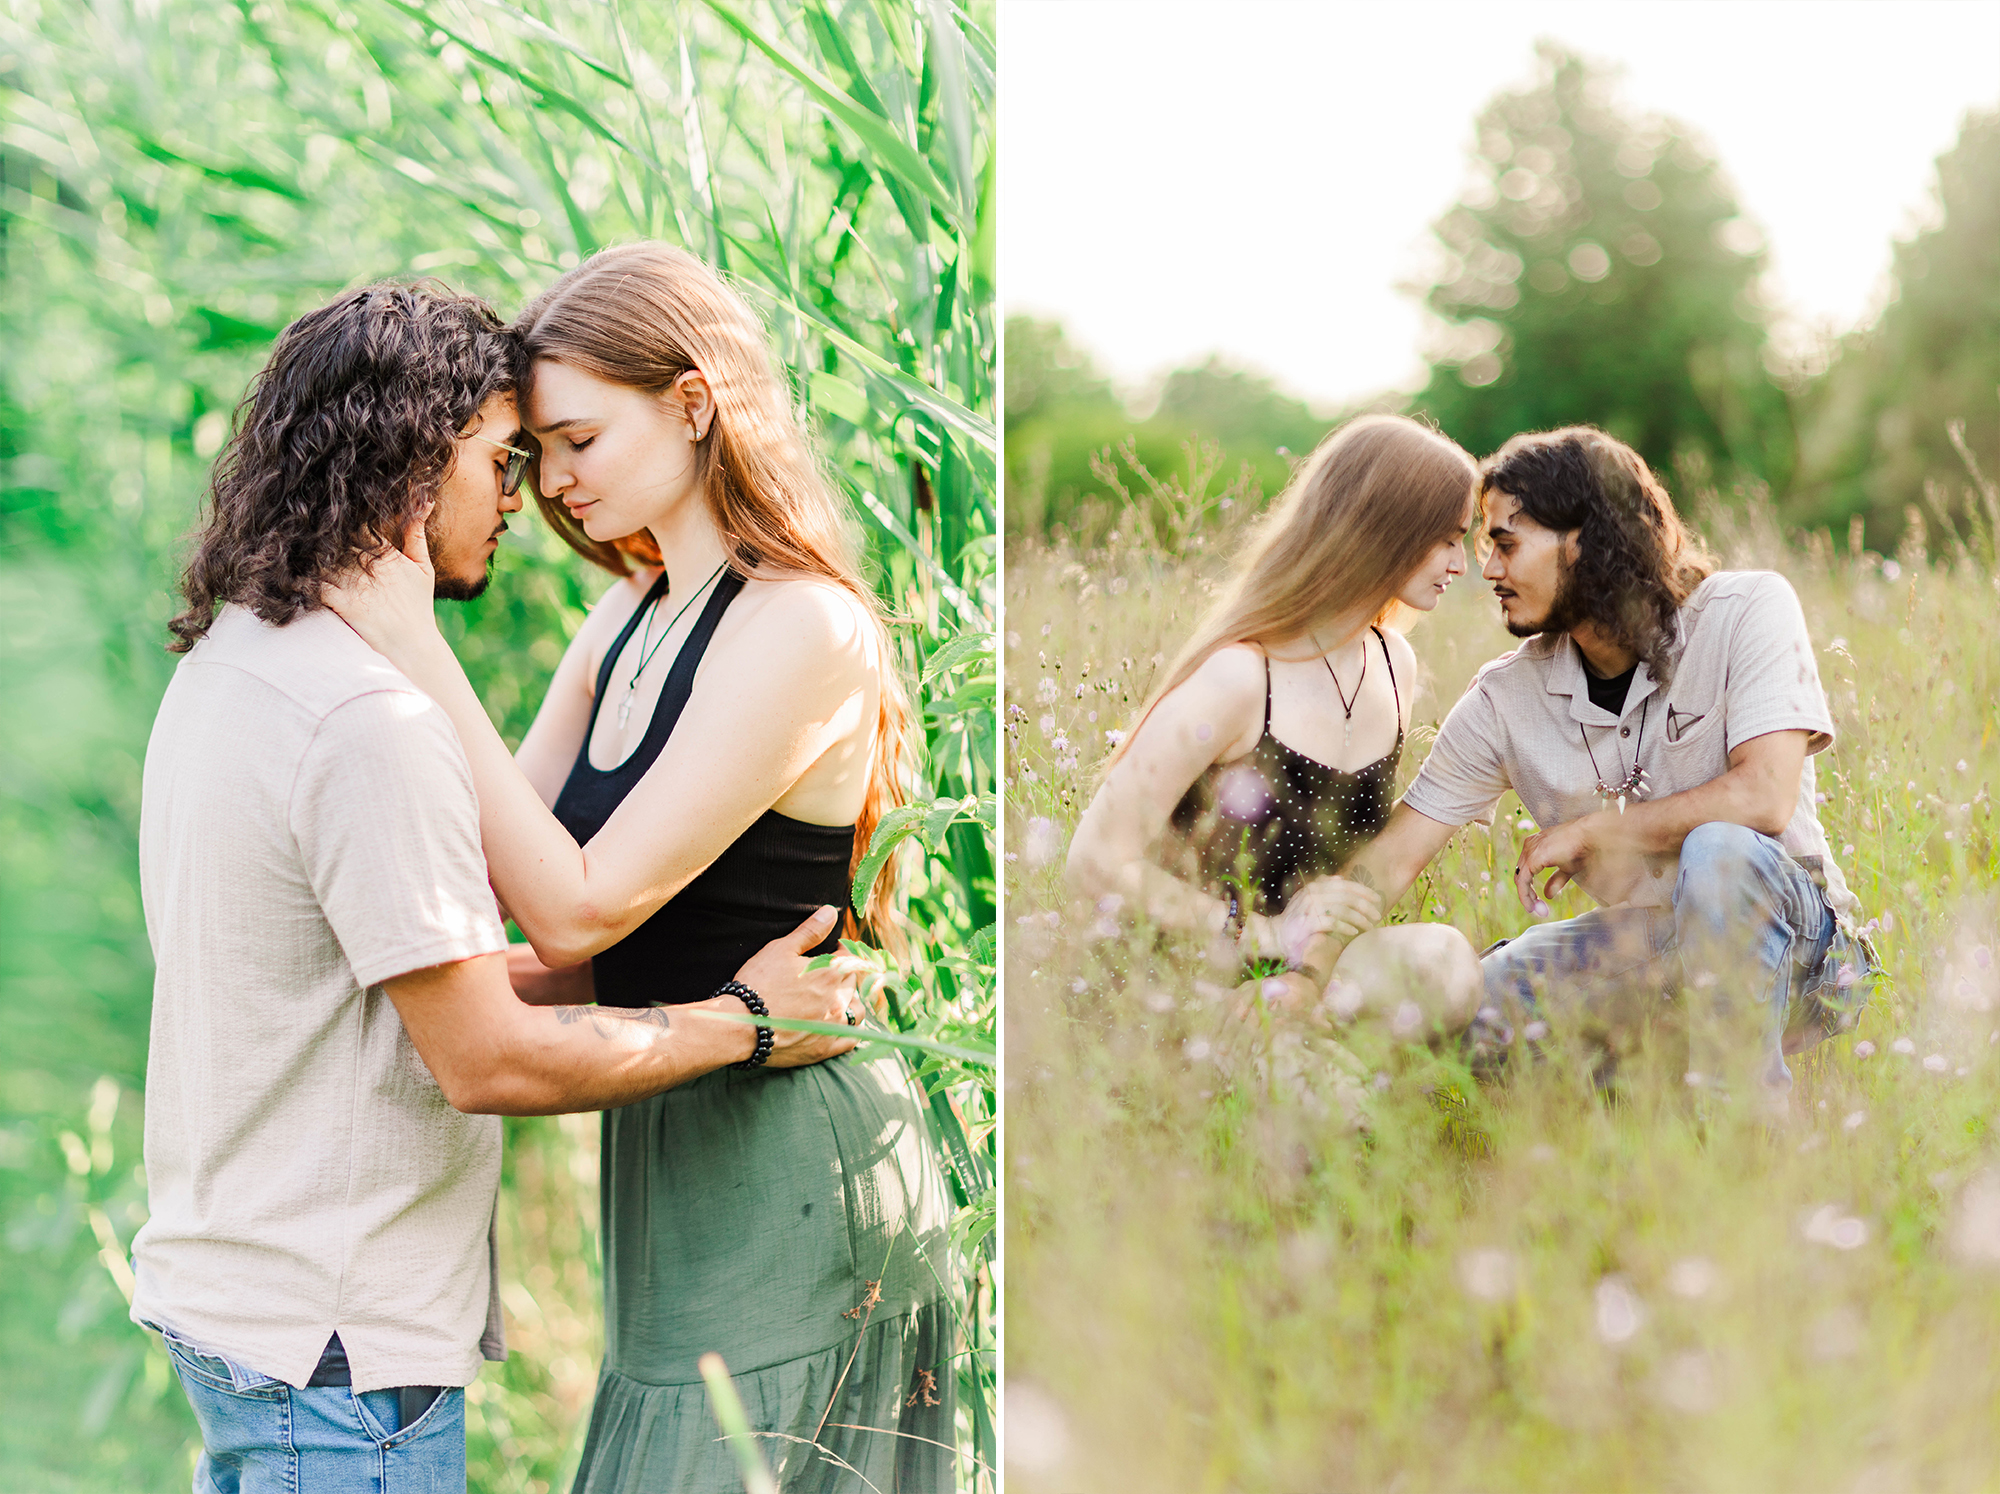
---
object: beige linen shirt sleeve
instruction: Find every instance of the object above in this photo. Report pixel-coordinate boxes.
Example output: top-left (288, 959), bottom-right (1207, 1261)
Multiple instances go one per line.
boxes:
top-left (1717, 573), bottom-right (1836, 755)
top-left (291, 690), bottom-right (507, 987)
top-left (1401, 670), bottom-right (1512, 828)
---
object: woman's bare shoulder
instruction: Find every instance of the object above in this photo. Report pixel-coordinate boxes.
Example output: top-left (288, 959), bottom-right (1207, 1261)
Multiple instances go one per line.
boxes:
top-left (1147, 643), bottom-right (1264, 739)
top-left (1379, 624), bottom-right (1419, 673)
top-left (1185, 642), bottom-right (1266, 706)
top-left (724, 574), bottom-right (878, 684)
top-left (740, 574), bottom-right (874, 642)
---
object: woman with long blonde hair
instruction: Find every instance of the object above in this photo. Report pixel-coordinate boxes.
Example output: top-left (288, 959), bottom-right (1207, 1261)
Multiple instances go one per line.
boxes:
top-left (1068, 414), bottom-right (1485, 1039)
top-left (327, 243), bottom-right (953, 1492)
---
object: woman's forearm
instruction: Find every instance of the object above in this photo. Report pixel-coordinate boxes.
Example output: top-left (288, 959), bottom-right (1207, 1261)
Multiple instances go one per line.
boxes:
top-left (1071, 832), bottom-right (1227, 938)
top-left (398, 634), bottom-right (616, 966)
top-left (507, 943), bottom-right (595, 1006)
top-left (1125, 860), bottom-right (1231, 934)
top-left (1291, 929), bottom-right (1348, 987)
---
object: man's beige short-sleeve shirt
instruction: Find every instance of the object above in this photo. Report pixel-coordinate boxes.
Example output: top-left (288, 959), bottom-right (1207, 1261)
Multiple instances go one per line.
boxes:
top-left (1402, 571), bottom-right (1857, 916)
top-left (130, 604), bottom-right (510, 1392)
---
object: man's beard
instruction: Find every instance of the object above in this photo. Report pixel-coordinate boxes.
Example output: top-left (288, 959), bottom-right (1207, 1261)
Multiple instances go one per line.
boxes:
top-left (1505, 553), bottom-right (1587, 639)
top-left (426, 511), bottom-right (496, 602)
top-left (433, 568), bottom-right (491, 602)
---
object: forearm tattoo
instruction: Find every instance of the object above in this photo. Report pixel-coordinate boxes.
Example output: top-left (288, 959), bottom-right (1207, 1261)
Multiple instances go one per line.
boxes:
top-left (553, 1004), bottom-right (671, 1041)
top-left (1346, 864), bottom-right (1380, 892)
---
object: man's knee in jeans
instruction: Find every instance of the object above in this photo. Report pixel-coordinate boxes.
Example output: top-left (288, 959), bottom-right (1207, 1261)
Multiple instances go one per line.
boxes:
top-left (1674, 822), bottom-right (1790, 918)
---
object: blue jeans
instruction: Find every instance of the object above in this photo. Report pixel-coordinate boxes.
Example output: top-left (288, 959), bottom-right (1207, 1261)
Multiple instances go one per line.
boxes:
top-left (1481, 822), bottom-right (1874, 1095)
top-left (158, 1327), bottom-right (466, 1493)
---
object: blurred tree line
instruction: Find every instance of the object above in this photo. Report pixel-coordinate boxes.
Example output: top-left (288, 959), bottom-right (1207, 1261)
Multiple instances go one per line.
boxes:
top-left (1009, 44), bottom-right (2000, 553)
top-left (0, 1), bottom-right (994, 1489)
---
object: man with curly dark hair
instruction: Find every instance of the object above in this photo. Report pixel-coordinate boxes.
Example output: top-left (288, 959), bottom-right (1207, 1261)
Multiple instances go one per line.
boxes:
top-left (132, 282), bottom-right (858, 1491)
top-left (1350, 426), bottom-right (1876, 1115)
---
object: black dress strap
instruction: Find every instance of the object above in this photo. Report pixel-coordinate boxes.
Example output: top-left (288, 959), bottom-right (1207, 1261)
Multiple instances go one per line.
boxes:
top-left (1372, 625), bottom-right (1402, 736)
top-left (574, 569), bottom-right (745, 780)
top-left (646, 572), bottom-right (744, 753)
top-left (1261, 649), bottom-right (1273, 737)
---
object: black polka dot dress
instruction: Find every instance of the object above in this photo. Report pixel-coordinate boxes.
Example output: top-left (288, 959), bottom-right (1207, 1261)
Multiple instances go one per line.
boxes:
top-left (1168, 628), bottom-right (1403, 917)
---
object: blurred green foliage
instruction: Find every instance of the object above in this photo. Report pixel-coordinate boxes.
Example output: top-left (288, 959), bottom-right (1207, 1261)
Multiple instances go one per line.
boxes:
top-left (1411, 43), bottom-right (1794, 493)
top-left (0, 1), bottom-right (994, 1489)
top-left (1792, 110), bottom-right (2000, 540)
top-left (1004, 321), bottom-right (1324, 537)
top-left (1008, 48), bottom-right (2000, 558)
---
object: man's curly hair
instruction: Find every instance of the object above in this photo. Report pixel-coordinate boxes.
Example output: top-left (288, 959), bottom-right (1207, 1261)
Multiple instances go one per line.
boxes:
top-left (168, 282), bottom-right (520, 652)
top-left (1480, 426), bottom-right (1714, 685)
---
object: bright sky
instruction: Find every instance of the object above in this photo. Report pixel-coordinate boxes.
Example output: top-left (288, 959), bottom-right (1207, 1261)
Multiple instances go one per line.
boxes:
top-left (1001, 0), bottom-right (2000, 410)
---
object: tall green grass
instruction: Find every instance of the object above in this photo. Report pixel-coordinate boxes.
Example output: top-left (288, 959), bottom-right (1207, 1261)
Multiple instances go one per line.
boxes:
top-left (1004, 480), bottom-right (1999, 1491)
top-left (0, 2), bottom-right (993, 1488)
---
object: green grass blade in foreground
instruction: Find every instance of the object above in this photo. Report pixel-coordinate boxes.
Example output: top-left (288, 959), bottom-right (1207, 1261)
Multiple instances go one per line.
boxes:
top-left (377, 0), bottom-right (669, 178)
top-left (696, 1352), bottom-right (779, 1494)
top-left (468, 0), bottom-right (633, 86)
top-left (847, 481), bottom-right (985, 623)
top-left (922, 0), bottom-right (980, 217)
top-left (692, 0), bottom-right (966, 231)
top-left (705, 1009), bottom-right (996, 1066)
top-left (920, 1071), bottom-right (992, 1213)
top-left (737, 280), bottom-right (997, 453)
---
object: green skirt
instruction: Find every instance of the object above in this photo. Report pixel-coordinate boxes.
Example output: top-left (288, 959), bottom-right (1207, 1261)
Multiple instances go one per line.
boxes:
top-left (571, 1049), bottom-right (957, 1493)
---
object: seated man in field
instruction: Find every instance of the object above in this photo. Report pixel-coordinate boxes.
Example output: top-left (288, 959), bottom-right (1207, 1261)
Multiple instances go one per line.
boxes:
top-left (131, 283), bottom-right (856, 1490)
top-left (1348, 427), bottom-right (1875, 1112)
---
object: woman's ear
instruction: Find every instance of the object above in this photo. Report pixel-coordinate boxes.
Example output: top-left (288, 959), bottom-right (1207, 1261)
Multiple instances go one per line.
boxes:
top-left (671, 370), bottom-right (716, 441)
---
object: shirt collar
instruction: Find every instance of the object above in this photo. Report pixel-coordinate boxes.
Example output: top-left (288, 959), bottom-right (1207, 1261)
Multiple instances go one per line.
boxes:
top-left (1547, 635), bottom-right (1666, 724)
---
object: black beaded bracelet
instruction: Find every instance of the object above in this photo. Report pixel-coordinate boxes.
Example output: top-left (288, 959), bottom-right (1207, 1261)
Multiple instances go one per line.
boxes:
top-left (716, 980), bottom-right (773, 1069)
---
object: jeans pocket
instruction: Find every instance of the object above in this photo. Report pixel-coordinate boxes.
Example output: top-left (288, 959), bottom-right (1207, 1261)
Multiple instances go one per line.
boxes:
top-left (158, 1329), bottom-right (285, 1399)
top-left (1799, 924), bottom-right (1875, 1036)
top-left (350, 1383), bottom-right (465, 1450)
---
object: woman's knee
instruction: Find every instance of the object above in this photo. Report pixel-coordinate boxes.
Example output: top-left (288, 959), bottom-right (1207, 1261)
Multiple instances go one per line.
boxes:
top-left (1418, 926), bottom-right (1484, 1026)
top-left (1339, 924), bottom-right (1481, 1029)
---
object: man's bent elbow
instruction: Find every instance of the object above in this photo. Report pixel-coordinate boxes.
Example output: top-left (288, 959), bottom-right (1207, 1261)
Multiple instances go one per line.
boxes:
top-left (429, 1037), bottom-right (562, 1115)
top-left (1750, 808), bottom-right (1794, 838)
top-left (1749, 783), bottom-right (1798, 838)
top-left (441, 1066), bottom-right (559, 1116)
top-left (433, 1063), bottom-right (496, 1115)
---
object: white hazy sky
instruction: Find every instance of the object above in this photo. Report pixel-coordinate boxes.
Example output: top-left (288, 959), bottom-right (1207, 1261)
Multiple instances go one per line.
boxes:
top-left (1001, 0), bottom-right (2000, 410)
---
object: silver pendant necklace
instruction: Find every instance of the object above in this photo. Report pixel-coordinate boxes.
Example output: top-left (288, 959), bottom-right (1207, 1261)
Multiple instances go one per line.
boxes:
top-left (616, 561), bottom-right (728, 729)
top-left (1315, 633), bottom-right (1368, 749)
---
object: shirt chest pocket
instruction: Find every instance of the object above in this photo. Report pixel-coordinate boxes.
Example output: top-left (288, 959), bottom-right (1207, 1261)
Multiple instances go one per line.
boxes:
top-left (1656, 688), bottom-right (1727, 787)
top-left (1660, 689), bottom-right (1721, 748)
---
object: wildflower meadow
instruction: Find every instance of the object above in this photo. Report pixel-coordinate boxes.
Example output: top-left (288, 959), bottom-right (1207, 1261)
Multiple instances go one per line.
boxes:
top-left (1003, 458), bottom-right (2000, 1492)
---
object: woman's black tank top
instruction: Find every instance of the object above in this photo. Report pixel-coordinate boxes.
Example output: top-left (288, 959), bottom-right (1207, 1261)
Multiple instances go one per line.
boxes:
top-left (549, 569), bottom-right (851, 1006)
top-left (1167, 628), bottom-right (1402, 916)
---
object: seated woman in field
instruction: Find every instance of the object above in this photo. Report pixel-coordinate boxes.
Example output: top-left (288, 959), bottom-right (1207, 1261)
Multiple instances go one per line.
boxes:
top-left (1067, 414), bottom-right (1484, 1039)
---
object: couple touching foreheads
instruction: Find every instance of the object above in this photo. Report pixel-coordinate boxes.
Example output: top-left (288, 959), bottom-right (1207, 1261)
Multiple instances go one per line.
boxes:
top-left (1069, 415), bottom-right (1878, 1116)
top-left (131, 246), bottom-right (954, 1492)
